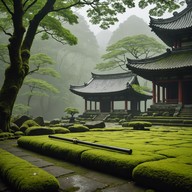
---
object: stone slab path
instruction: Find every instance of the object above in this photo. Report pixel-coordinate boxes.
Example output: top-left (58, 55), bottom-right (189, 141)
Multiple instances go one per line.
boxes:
top-left (0, 139), bottom-right (146, 192)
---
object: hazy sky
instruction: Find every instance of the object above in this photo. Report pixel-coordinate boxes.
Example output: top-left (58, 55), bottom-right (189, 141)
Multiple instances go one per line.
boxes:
top-left (78, 2), bottom-right (186, 35)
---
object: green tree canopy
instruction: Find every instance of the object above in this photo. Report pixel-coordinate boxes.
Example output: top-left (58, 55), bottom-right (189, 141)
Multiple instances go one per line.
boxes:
top-left (0, 0), bottom-right (185, 132)
top-left (95, 34), bottom-right (166, 71)
top-left (64, 107), bottom-right (79, 117)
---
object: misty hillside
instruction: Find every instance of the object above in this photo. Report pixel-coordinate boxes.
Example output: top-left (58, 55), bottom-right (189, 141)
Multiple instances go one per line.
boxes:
top-left (108, 15), bottom-right (158, 45)
top-left (96, 30), bottom-right (113, 51)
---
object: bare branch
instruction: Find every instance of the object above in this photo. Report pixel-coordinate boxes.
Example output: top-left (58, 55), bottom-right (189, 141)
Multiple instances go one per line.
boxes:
top-left (0, 26), bottom-right (12, 37)
top-left (0, 55), bottom-right (10, 65)
top-left (27, 65), bottom-right (40, 75)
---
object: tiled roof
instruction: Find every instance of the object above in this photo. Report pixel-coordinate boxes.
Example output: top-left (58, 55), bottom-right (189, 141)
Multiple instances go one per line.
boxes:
top-left (127, 49), bottom-right (192, 71)
top-left (70, 72), bottom-right (152, 100)
top-left (150, 4), bottom-right (192, 30)
top-left (70, 72), bottom-right (136, 94)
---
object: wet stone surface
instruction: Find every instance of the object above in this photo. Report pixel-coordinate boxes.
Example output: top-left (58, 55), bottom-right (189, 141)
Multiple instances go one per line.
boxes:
top-left (58, 175), bottom-right (107, 192)
top-left (21, 156), bottom-right (54, 168)
top-left (42, 165), bottom-right (74, 178)
top-left (101, 182), bottom-right (145, 192)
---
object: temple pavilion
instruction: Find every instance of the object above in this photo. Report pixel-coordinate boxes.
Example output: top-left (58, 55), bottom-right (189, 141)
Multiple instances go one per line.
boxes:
top-left (70, 72), bottom-right (152, 114)
top-left (127, 1), bottom-right (192, 113)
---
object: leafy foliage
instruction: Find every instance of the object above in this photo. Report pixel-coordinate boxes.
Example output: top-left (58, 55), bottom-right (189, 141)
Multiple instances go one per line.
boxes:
top-left (64, 107), bottom-right (79, 117)
top-left (12, 104), bottom-right (31, 117)
top-left (96, 34), bottom-right (166, 71)
top-left (132, 84), bottom-right (151, 94)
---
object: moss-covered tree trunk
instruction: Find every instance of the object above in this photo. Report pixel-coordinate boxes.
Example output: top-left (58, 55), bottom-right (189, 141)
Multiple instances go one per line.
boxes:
top-left (0, 1), bottom-right (29, 132)
top-left (0, 64), bottom-right (28, 131)
top-left (0, 0), bottom-right (55, 132)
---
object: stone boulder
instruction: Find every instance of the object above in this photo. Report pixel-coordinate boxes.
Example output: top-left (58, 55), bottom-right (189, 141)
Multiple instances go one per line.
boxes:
top-left (34, 116), bottom-right (45, 126)
top-left (10, 122), bottom-right (20, 132)
top-left (50, 118), bottom-right (61, 125)
top-left (13, 115), bottom-right (31, 127)
top-left (85, 121), bottom-right (105, 129)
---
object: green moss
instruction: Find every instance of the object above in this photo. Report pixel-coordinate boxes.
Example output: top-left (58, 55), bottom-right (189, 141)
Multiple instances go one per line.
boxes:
top-left (0, 149), bottom-right (59, 192)
top-left (14, 131), bottom-right (25, 137)
top-left (0, 132), bottom-right (14, 140)
top-left (17, 127), bottom-right (192, 191)
top-left (157, 147), bottom-right (192, 158)
top-left (68, 124), bottom-right (89, 132)
top-left (25, 127), bottom-right (55, 136)
top-left (18, 136), bottom-right (91, 163)
top-left (81, 149), bottom-right (164, 178)
top-left (20, 120), bottom-right (39, 132)
top-left (51, 127), bottom-right (70, 134)
top-left (133, 159), bottom-right (192, 192)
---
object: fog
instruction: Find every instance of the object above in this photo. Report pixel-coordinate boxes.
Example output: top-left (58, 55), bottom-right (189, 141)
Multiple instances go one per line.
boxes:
top-left (1, 3), bottom-right (186, 120)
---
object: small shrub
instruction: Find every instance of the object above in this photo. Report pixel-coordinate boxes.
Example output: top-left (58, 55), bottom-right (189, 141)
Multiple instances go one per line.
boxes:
top-left (20, 120), bottom-right (39, 132)
top-left (68, 124), bottom-right (89, 132)
top-left (25, 127), bottom-right (55, 136)
top-left (128, 121), bottom-right (152, 130)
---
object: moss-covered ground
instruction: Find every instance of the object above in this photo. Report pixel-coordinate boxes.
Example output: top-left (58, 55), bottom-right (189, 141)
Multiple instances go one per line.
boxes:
top-left (17, 126), bottom-right (192, 192)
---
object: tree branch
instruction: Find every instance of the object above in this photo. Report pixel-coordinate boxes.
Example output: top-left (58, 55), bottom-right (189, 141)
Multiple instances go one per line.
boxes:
top-left (0, 26), bottom-right (12, 37)
top-left (40, 26), bottom-right (68, 45)
top-left (27, 65), bottom-right (40, 75)
top-left (1, 0), bottom-right (13, 15)
top-left (22, 0), bottom-right (56, 51)
top-left (23, 0), bottom-right (38, 14)
top-left (52, 0), bottom-right (97, 12)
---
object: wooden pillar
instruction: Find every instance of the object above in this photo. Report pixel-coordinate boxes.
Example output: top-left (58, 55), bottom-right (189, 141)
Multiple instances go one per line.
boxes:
top-left (153, 82), bottom-right (156, 104)
top-left (178, 80), bottom-right (183, 104)
top-left (125, 100), bottom-right (128, 111)
top-left (90, 101), bottom-right (92, 111)
top-left (95, 101), bottom-right (97, 111)
top-left (145, 100), bottom-right (147, 112)
top-left (85, 100), bottom-right (87, 111)
top-left (111, 101), bottom-right (114, 112)
top-left (157, 85), bottom-right (160, 103)
top-left (138, 101), bottom-right (140, 111)
top-left (162, 87), bottom-right (166, 103)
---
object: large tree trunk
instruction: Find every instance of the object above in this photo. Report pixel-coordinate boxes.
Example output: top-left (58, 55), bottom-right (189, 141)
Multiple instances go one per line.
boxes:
top-left (0, 1), bottom-right (27, 132)
top-left (0, 65), bottom-right (26, 132)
